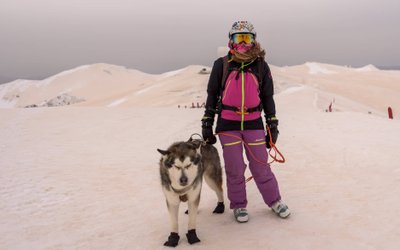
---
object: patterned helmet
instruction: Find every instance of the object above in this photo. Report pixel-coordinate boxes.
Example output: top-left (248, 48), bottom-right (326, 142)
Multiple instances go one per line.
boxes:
top-left (228, 21), bottom-right (257, 39)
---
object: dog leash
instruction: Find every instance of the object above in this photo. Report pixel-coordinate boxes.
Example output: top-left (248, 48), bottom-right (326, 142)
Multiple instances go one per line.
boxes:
top-left (265, 125), bottom-right (286, 164)
top-left (216, 127), bottom-right (285, 183)
top-left (217, 127), bottom-right (285, 164)
top-left (191, 130), bottom-right (285, 183)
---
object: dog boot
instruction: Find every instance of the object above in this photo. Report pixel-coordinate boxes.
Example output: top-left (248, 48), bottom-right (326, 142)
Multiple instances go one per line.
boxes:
top-left (164, 232), bottom-right (180, 247)
top-left (186, 229), bottom-right (201, 244)
top-left (271, 200), bottom-right (291, 218)
top-left (213, 202), bottom-right (225, 214)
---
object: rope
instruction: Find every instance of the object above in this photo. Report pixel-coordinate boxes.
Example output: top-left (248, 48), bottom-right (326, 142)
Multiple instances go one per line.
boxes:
top-left (265, 125), bottom-right (286, 164)
top-left (189, 133), bottom-right (204, 141)
top-left (216, 127), bottom-right (285, 183)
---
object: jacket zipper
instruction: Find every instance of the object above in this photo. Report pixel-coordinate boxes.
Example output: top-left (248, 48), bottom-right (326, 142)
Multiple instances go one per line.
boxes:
top-left (241, 62), bottom-right (245, 130)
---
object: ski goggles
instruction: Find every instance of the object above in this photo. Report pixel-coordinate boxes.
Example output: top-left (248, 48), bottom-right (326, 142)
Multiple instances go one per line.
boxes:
top-left (231, 33), bottom-right (255, 44)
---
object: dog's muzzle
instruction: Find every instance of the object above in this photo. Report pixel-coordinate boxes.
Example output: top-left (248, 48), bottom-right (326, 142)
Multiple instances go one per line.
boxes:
top-left (179, 175), bottom-right (188, 186)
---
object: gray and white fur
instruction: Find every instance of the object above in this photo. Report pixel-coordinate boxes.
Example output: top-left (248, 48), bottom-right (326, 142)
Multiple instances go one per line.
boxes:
top-left (157, 139), bottom-right (224, 247)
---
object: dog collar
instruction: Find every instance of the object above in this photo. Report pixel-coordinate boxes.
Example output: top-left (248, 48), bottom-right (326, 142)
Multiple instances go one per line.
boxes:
top-left (170, 184), bottom-right (194, 195)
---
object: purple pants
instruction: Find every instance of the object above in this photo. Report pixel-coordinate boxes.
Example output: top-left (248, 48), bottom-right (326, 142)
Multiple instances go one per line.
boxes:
top-left (218, 130), bottom-right (281, 209)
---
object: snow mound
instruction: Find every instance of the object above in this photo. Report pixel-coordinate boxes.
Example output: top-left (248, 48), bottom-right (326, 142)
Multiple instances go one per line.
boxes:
top-left (306, 62), bottom-right (335, 74)
top-left (40, 65), bottom-right (91, 86)
top-left (355, 64), bottom-right (379, 72)
top-left (25, 94), bottom-right (85, 108)
top-left (107, 98), bottom-right (127, 107)
top-left (198, 68), bottom-right (211, 74)
top-left (0, 80), bottom-right (33, 108)
top-left (278, 84), bottom-right (305, 95)
top-left (158, 68), bottom-right (186, 78)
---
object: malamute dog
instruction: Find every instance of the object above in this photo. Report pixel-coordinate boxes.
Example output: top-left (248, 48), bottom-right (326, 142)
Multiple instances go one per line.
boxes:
top-left (157, 138), bottom-right (225, 247)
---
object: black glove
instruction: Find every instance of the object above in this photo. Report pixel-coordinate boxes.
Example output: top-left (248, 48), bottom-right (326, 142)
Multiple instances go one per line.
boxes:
top-left (202, 127), bottom-right (216, 144)
top-left (201, 117), bottom-right (217, 144)
top-left (265, 116), bottom-right (279, 149)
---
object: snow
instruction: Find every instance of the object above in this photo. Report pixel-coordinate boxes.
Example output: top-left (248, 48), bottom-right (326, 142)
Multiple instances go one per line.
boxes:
top-left (279, 84), bottom-right (305, 95)
top-left (107, 98), bottom-right (127, 107)
top-left (0, 80), bottom-right (32, 108)
top-left (134, 83), bottom-right (162, 96)
top-left (40, 65), bottom-right (91, 86)
top-left (306, 62), bottom-right (335, 74)
top-left (1, 62), bottom-right (400, 250)
top-left (159, 68), bottom-right (187, 78)
top-left (355, 64), bottom-right (379, 72)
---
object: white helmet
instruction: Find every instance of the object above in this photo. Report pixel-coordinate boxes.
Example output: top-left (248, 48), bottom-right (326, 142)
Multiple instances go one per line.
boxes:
top-left (228, 21), bottom-right (257, 38)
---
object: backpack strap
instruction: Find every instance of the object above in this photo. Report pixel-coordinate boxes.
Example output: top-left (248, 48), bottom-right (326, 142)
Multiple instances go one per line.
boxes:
top-left (258, 57), bottom-right (265, 87)
top-left (220, 55), bottom-right (229, 95)
top-left (257, 57), bottom-right (267, 111)
top-left (214, 56), bottom-right (230, 114)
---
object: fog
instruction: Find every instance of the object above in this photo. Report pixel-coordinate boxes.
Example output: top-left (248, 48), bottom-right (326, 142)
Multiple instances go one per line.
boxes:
top-left (1, 0), bottom-right (399, 82)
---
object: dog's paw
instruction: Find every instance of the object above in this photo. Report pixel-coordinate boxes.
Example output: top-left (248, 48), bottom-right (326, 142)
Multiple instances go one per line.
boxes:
top-left (186, 229), bottom-right (201, 244)
top-left (164, 232), bottom-right (180, 247)
top-left (213, 202), bottom-right (225, 214)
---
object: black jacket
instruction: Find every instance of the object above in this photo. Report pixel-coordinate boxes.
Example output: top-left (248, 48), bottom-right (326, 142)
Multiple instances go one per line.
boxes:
top-left (204, 55), bottom-right (276, 133)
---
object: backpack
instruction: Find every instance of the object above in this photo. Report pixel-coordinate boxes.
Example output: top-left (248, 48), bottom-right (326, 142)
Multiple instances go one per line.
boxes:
top-left (217, 56), bottom-right (266, 120)
top-left (220, 55), bottom-right (265, 97)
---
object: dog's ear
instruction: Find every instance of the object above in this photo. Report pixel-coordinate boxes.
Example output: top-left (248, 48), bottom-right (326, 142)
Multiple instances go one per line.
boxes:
top-left (192, 154), bottom-right (202, 165)
top-left (157, 149), bottom-right (170, 156)
top-left (164, 157), bottom-right (174, 168)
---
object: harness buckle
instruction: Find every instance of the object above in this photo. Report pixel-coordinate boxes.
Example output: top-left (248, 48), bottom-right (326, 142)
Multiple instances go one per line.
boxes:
top-left (235, 107), bottom-right (249, 115)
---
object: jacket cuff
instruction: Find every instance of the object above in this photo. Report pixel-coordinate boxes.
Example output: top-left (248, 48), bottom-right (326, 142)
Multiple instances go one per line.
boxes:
top-left (265, 115), bottom-right (278, 128)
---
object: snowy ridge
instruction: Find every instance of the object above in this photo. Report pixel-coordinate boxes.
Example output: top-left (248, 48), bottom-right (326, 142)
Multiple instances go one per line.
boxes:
top-left (1, 62), bottom-right (400, 117)
top-left (355, 64), bottom-right (379, 72)
top-left (306, 62), bottom-right (336, 74)
top-left (107, 98), bottom-right (127, 107)
top-left (39, 65), bottom-right (92, 86)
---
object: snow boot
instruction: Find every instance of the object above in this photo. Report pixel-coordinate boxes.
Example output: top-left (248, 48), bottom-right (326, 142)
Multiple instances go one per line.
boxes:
top-left (233, 208), bottom-right (249, 223)
top-left (271, 200), bottom-right (290, 218)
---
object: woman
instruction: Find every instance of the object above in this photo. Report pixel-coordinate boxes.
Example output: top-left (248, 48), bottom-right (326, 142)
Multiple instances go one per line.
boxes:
top-left (201, 21), bottom-right (290, 223)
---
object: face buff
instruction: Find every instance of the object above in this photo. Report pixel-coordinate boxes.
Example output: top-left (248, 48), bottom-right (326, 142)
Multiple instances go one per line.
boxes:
top-left (233, 42), bottom-right (254, 53)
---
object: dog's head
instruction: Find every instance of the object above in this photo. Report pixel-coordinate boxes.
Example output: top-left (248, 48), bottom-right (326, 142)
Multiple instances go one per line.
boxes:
top-left (157, 141), bottom-right (202, 187)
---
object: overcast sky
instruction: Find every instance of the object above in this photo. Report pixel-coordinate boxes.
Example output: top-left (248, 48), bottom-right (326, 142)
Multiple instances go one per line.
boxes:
top-left (1, 0), bottom-right (400, 82)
